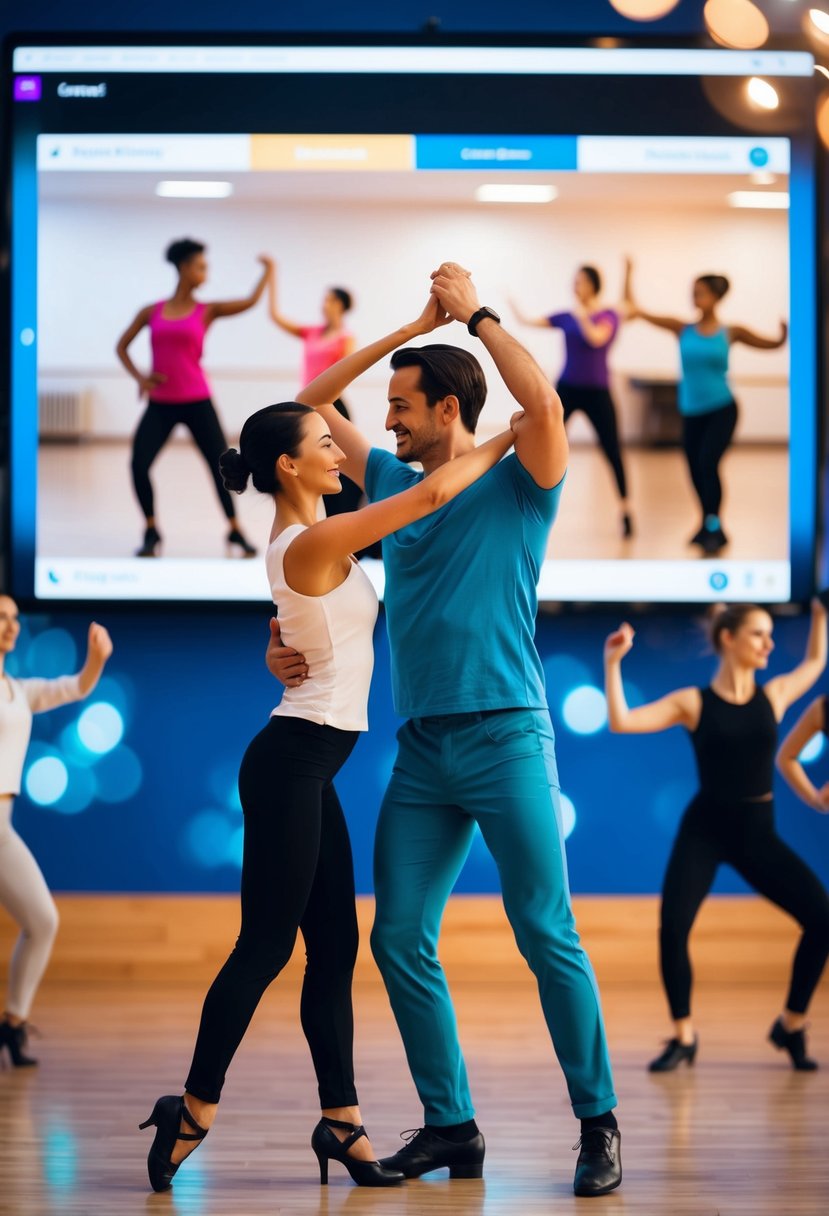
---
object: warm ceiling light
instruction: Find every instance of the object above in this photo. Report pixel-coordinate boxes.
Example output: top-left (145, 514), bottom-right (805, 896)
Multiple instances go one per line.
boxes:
top-left (704, 0), bottom-right (770, 49)
top-left (608, 1), bottom-right (681, 18)
top-left (810, 8), bottom-right (829, 36)
top-left (747, 76), bottom-right (779, 109)
top-left (727, 190), bottom-right (789, 208)
top-left (817, 91), bottom-right (829, 147)
top-left (155, 180), bottom-right (234, 198)
top-left (475, 184), bottom-right (558, 203)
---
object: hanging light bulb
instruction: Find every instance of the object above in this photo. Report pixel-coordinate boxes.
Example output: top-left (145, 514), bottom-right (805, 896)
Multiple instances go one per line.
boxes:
top-left (704, 0), bottom-right (770, 49)
top-left (746, 76), bottom-right (780, 109)
top-left (608, 1), bottom-right (681, 18)
top-left (810, 9), bottom-right (829, 37)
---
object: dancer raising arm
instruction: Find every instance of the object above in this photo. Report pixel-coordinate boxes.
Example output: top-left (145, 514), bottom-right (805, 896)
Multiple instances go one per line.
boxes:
top-left (604, 600), bottom-right (829, 1072)
top-left (511, 263), bottom-right (633, 538)
top-left (623, 258), bottom-right (786, 555)
top-left (138, 294), bottom-right (520, 1195)
top-left (0, 600), bottom-right (112, 1066)
top-left (116, 239), bottom-right (270, 558)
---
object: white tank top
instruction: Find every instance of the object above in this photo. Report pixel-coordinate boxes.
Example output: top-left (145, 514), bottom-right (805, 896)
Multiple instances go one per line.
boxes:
top-left (0, 674), bottom-right (82, 796)
top-left (267, 524), bottom-right (379, 732)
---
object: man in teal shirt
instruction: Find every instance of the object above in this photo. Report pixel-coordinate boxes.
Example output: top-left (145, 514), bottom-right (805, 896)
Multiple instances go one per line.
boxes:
top-left (268, 264), bottom-right (621, 1197)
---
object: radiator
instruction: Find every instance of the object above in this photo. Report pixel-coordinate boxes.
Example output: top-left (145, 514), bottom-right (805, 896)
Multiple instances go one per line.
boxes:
top-left (38, 388), bottom-right (93, 440)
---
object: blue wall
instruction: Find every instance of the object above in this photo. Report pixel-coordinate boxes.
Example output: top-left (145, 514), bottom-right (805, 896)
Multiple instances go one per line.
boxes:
top-left (9, 606), bottom-right (829, 895)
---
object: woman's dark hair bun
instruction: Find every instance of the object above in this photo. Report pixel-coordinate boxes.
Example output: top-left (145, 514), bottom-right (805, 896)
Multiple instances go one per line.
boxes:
top-left (165, 237), bottom-right (206, 269)
top-left (219, 447), bottom-right (251, 494)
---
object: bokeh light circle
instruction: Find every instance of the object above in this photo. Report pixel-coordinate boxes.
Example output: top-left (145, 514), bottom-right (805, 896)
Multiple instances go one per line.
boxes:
top-left (183, 811), bottom-right (237, 869)
top-left (25, 756), bottom-right (69, 805)
top-left (799, 733), bottom-right (826, 765)
top-left (25, 628), bottom-right (77, 678)
top-left (704, 0), bottom-right (769, 50)
top-left (562, 685), bottom-right (608, 735)
top-left (77, 702), bottom-right (124, 755)
top-left (93, 747), bottom-right (143, 803)
top-left (609, 1), bottom-right (680, 19)
top-left (559, 793), bottom-right (577, 840)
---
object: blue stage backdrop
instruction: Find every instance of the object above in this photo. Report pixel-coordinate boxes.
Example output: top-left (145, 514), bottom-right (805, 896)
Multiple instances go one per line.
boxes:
top-left (8, 606), bottom-right (829, 896)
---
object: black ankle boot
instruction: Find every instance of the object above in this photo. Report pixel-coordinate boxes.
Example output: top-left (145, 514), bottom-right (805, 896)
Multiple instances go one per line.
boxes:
top-left (648, 1037), bottom-right (697, 1072)
top-left (310, 1117), bottom-right (404, 1187)
top-left (378, 1125), bottom-right (485, 1179)
top-left (226, 527), bottom-right (257, 558)
top-left (0, 1019), bottom-right (38, 1067)
top-left (138, 1095), bottom-right (209, 1192)
top-left (573, 1127), bottom-right (622, 1196)
top-left (769, 1018), bottom-right (818, 1071)
top-left (136, 525), bottom-right (161, 558)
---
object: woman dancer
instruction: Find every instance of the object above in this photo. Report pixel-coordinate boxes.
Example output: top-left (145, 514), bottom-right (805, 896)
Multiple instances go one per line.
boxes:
top-left (116, 239), bottom-right (270, 558)
top-left (512, 265), bottom-right (632, 537)
top-left (0, 598), bottom-right (112, 1066)
top-left (604, 601), bottom-right (829, 1071)
top-left (267, 265), bottom-right (363, 521)
top-left (139, 297), bottom-right (520, 1193)
top-left (623, 260), bottom-right (787, 555)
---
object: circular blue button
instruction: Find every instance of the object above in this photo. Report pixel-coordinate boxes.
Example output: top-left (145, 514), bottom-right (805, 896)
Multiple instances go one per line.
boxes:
top-left (749, 146), bottom-right (769, 167)
top-left (709, 571), bottom-right (729, 592)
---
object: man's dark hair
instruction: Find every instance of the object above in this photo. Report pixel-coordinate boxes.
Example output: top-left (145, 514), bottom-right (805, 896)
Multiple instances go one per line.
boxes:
top-left (389, 344), bottom-right (488, 434)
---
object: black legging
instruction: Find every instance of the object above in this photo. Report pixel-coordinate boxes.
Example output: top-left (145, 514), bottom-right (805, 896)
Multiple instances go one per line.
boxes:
top-left (681, 400), bottom-right (737, 521)
top-left (660, 794), bottom-right (829, 1020)
top-left (558, 381), bottom-right (627, 501)
top-left (185, 717), bottom-right (360, 1107)
top-left (131, 398), bottom-right (235, 520)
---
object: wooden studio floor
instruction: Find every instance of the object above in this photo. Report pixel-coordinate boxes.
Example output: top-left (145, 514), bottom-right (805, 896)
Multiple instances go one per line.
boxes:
top-left (0, 895), bottom-right (827, 1216)
top-left (37, 440), bottom-right (788, 563)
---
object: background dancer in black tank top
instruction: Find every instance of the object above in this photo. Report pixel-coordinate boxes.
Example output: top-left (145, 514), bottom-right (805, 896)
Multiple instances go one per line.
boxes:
top-left (604, 601), bottom-right (829, 1072)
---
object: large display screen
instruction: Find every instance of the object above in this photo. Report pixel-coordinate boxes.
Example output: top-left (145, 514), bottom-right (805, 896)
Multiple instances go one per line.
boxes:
top-left (3, 42), bottom-right (819, 603)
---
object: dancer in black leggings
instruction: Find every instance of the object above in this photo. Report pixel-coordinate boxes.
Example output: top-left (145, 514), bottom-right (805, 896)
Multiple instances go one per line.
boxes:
top-left (512, 264), bottom-right (632, 537)
top-left (116, 238), bottom-right (270, 558)
top-left (604, 600), bottom-right (829, 1071)
top-left (623, 259), bottom-right (787, 555)
top-left (777, 690), bottom-right (829, 814)
top-left (138, 294), bottom-right (519, 1193)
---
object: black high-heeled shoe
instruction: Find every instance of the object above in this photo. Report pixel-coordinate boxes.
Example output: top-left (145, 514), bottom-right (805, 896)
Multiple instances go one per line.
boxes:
top-left (311, 1117), bottom-right (405, 1187)
top-left (138, 1094), bottom-right (209, 1192)
top-left (769, 1018), bottom-right (818, 1071)
top-left (136, 525), bottom-right (162, 558)
top-left (648, 1037), bottom-right (697, 1072)
top-left (226, 527), bottom-right (257, 558)
top-left (0, 1019), bottom-right (38, 1067)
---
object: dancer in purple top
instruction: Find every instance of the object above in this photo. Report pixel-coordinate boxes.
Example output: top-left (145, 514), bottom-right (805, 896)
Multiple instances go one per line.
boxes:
top-left (512, 265), bottom-right (632, 537)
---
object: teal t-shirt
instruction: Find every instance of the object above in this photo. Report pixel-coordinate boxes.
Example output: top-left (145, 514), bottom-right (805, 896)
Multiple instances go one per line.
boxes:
top-left (678, 325), bottom-right (732, 416)
top-left (365, 448), bottom-right (564, 718)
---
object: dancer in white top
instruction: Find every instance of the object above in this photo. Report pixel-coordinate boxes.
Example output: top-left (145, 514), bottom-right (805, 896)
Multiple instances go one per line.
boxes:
top-left (138, 293), bottom-right (521, 1194)
top-left (0, 595), bottom-right (112, 1066)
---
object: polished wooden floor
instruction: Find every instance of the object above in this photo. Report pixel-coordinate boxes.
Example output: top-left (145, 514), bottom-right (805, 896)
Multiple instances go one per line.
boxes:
top-left (38, 441), bottom-right (787, 562)
top-left (1, 896), bottom-right (827, 1216)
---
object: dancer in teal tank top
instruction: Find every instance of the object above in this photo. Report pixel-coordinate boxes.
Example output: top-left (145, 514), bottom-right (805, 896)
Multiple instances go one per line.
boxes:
top-left (267, 263), bottom-right (622, 1198)
top-left (624, 262), bottom-right (787, 555)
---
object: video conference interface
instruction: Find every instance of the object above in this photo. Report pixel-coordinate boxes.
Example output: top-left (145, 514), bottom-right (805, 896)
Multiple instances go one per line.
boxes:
top-left (4, 43), bottom-right (818, 604)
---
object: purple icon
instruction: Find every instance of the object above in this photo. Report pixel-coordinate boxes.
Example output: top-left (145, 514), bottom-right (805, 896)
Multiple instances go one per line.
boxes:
top-left (14, 76), bottom-right (42, 102)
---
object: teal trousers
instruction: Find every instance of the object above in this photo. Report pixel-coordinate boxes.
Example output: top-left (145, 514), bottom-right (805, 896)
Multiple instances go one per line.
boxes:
top-left (371, 708), bottom-right (617, 1124)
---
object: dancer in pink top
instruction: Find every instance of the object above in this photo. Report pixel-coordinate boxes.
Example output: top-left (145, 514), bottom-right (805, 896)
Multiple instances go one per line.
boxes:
top-left (116, 239), bottom-right (271, 558)
top-left (266, 267), bottom-right (366, 528)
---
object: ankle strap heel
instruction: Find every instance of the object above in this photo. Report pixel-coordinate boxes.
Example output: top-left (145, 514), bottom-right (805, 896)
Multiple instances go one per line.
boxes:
top-left (311, 1117), bottom-right (404, 1188)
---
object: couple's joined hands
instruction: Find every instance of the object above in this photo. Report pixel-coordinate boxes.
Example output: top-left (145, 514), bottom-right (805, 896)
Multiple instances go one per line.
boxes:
top-left (412, 261), bottom-right (479, 335)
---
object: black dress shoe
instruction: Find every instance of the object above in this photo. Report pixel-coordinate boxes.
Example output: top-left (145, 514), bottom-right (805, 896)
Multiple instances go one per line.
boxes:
top-left (769, 1018), bottom-right (818, 1071)
top-left (648, 1037), bottom-right (697, 1072)
top-left (379, 1126), bottom-right (485, 1179)
top-left (311, 1118), bottom-right (404, 1187)
top-left (0, 1019), bottom-right (38, 1067)
top-left (138, 1095), bottom-right (208, 1192)
top-left (573, 1127), bottom-right (622, 1197)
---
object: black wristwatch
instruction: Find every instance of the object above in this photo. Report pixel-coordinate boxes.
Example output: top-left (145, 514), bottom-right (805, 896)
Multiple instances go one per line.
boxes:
top-left (467, 306), bottom-right (501, 336)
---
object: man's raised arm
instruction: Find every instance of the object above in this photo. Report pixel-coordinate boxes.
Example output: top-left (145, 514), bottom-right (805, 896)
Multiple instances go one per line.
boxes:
top-left (296, 297), bottom-right (452, 489)
top-left (430, 263), bottom-right (567, 489)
